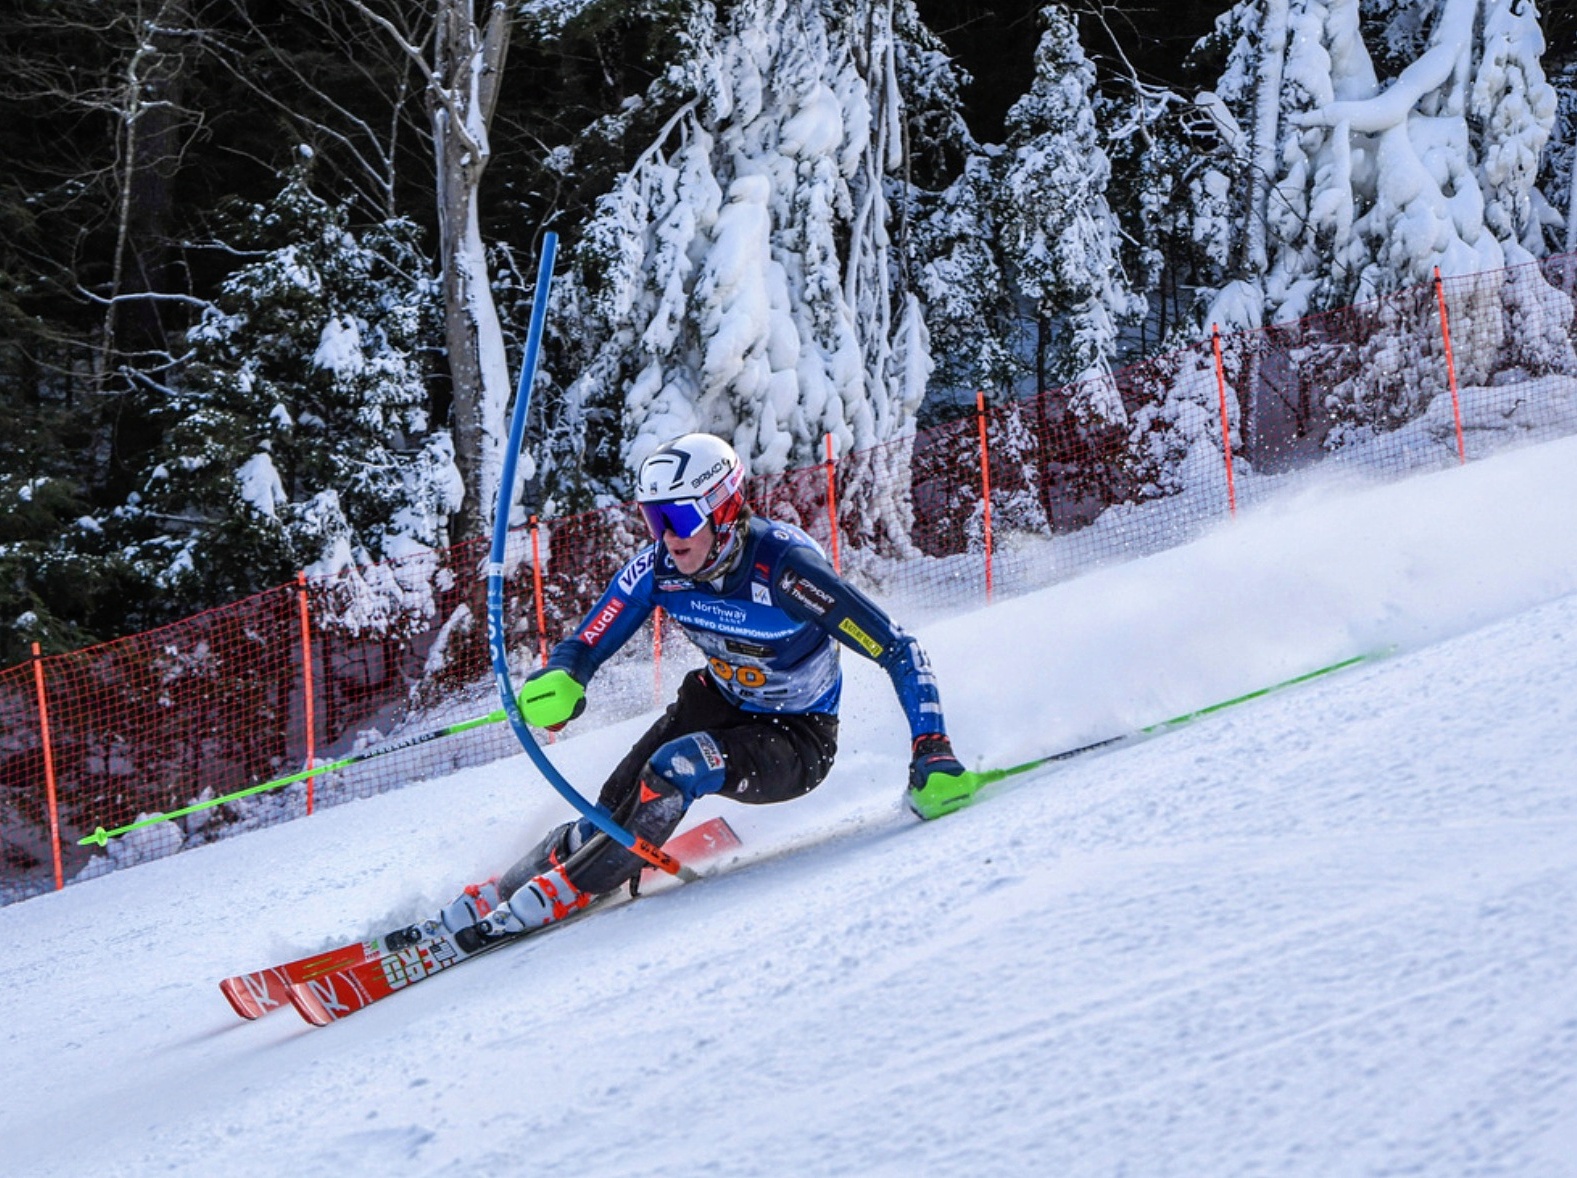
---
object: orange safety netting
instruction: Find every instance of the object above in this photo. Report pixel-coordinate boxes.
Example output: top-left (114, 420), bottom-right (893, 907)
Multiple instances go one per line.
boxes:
top-left (3, 252), bottom-right (1575, 903)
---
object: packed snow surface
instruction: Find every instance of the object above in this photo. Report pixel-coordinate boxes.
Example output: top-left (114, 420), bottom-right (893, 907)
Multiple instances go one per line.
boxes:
top-left (6, 438), bottom-right (1577, 1176)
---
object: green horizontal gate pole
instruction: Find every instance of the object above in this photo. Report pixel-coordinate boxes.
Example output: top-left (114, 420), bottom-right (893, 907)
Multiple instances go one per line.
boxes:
top-left (79, 706), bottom-right (508, 848)
top-left (942, 650), bottom-right (1386, 804)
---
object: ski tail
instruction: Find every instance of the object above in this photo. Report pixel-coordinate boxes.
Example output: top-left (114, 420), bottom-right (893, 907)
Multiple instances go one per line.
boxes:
top-left (639, 812), bottom-right (741, 886)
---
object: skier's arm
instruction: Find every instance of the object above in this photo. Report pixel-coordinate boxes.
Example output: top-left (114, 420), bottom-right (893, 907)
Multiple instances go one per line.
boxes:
top-left (772, 544), bottom-right (946, 742)
top-left (518, 547), bottom-right (658, 729)
top-left (772, 544), bottom-right (968, 817)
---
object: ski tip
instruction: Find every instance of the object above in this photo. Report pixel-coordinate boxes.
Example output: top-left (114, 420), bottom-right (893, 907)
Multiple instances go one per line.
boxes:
top-left (218, 977), bottom-right (266, 1020)
top-left (285, 981), bottom-right (335, 1028)
top-left (285, 963), bottom-right (382, 1026)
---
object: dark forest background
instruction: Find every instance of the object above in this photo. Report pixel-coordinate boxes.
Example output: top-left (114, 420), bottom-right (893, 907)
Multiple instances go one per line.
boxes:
top-left (1, 1), bottom-right (1571, 666)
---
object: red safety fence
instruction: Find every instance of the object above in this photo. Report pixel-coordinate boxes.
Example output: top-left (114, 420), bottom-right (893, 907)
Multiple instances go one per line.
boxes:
top-left (3, 251), bottom-right (1575, 903)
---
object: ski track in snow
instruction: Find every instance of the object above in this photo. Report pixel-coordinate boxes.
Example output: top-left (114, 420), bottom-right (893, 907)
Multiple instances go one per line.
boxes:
top-left (5, 439), bottom-right (1577, 1176)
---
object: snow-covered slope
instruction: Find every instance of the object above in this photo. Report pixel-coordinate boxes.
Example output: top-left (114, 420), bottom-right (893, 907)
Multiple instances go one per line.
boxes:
top-left (5, 439), bottom-right (1577, 1177)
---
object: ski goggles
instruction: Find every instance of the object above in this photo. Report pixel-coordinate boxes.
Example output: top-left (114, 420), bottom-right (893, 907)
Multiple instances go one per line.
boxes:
top-left (639, 498), bottom-right (710, 540)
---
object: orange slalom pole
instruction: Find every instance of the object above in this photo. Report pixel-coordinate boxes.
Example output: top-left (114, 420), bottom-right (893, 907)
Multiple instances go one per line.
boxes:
top-left (1211, 325), bottom-right (1238, 516)
top-left (976, 391), bottom-right (995, 602)
top-left (529, 517), bottom-right (549, 667)
top-left (296, 573), bottom-right (318, 816)
top-left (1434, 266), bottom-right (1467, 465)
top-left (31, 643), bottom-right (64, 891)
top-left (824, 432), bottom-right (842, 574)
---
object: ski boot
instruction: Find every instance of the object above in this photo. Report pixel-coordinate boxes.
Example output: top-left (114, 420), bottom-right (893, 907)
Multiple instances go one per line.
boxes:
top-left (376, 875), bottom-right (504, 953)
top-left (453, 866), bottom-right (593, 953)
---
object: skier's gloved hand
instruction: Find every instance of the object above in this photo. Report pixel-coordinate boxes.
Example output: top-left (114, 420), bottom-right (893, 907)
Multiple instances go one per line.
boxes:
top-left (907, 733), bottom-right (973, 820)
top-left (516, 667), bottom-right (586, 731)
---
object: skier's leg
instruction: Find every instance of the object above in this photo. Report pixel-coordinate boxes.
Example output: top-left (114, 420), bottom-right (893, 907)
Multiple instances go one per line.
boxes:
top-left (713, 712), bottom-right (838, 805)
top-left (553, 734), bottom-right (721, 896)
top-left (464, 671), bottom-right (733, 927)
top-left (478, 678), bottom-right (839, 930)
top-left (556, 709), bottom-right (839, 896)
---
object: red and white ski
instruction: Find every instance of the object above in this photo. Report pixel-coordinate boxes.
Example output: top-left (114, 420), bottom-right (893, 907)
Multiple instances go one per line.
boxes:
top-left (285, 908), bottom-right (533, 1026)
top-left (220, 935), bottom-right (397, 1020)
top-left (230, 816), bottom-right (740, 1026)
top-left (636, 813), bottom-right (741, 886)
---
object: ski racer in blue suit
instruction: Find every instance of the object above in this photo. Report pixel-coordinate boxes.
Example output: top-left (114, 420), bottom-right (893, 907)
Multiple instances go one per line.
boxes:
top-left (445, 433), bottom-right (970, 937)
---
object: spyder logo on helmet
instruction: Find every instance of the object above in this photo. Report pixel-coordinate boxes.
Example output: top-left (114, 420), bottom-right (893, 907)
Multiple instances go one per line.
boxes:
top-left (689, 458), bottom-right (730, 488)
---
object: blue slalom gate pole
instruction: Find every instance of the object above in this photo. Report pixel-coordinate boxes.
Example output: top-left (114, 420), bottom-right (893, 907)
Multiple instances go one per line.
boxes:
top-left (485, 231), bottom-right (688, 878)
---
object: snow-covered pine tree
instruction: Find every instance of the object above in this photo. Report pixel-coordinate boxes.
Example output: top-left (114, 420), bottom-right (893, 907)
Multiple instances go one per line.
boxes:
top-left (886, 0), bottom-right (1005, 432)
top-left (1192, 0), bottom-right (1552, 311)
top-left (1120, 338), bottom-right (1230, 502)
top-left (910, 152), bottom-right (1018, 415)
top-left (1185, 0), bottom-right (1373, 327)
top-left (1100, 75), bottom-right (1195, 355)
top-left (117, 165), bottom-right (458, 623)
top-left (1174, 2), bottom-right (1273, 332)
top-left (998, 6), bottom-right (1142, 411)
top-left (534, 0), bottom-right (968, 560)
top-left (1471, 0), bottom-right (1576, 380)
top-left (1474, 0), bottom-right (1557, 258)
top-left (330, 0), bottom-right (519, 546)
top-left (1540, 56), bottom-right (1577, 273)
top-left (900, 2), bottom-right (1018, 415)
top-left (993, 5), bottom-right (1144, 519)
top-left (1192, 0), bottom-right (1568, 444)
top-left (1348, 0), bottom-right (1563, 389)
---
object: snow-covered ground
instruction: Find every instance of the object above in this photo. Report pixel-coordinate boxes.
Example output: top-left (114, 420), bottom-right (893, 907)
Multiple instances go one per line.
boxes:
top-left (5, 437), bottom-right (1577, 1177)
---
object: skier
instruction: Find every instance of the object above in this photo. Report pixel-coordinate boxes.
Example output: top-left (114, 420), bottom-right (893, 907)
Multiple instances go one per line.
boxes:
top-left (440, 433), bottom-right (968, 943)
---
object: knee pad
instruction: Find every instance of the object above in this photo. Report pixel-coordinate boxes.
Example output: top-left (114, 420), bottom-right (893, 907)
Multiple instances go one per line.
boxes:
top-left (646, 732), bottom-right (728, 803)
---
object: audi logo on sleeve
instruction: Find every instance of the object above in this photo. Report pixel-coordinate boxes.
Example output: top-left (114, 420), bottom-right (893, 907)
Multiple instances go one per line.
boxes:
top-left (579, 598), bottom-right (625, 646)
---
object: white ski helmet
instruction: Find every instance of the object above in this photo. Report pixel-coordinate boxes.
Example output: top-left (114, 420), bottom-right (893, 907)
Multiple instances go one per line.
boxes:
top-left (635, 433), bottom-right (747, 541)
top-left (636, 434), bottom-right (749, 579)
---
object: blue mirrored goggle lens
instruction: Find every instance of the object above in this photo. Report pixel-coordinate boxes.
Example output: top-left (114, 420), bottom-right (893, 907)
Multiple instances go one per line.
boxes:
top-left (639, 499), bottom-right (708, 539)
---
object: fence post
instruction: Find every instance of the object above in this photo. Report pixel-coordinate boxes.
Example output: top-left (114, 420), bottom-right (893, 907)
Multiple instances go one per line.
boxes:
top-left (295, 572), bottom-right (318, 816)
top-left (1211, 325), bottom-right (1239, 516)
top-left (529, 517), bottom-right (557, 742)
top-left (30, 643), bottom-right (64, 891)
top-left (976, 391), bottom-right (995, 603)
top-left (652, 607), bottom-right (665, 705)
top-left (529, 517), bottom-right (549, 667)
top-left (1433, 266), bottom-right (1467, 465)
top-left (823, 432), bottom-right (841, 574)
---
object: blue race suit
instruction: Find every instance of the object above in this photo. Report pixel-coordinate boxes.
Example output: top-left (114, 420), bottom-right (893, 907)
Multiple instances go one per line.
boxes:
top-left (544, 515), bottom-right (946, 742)
top-left (517, 515), bottom-right (950, 896)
